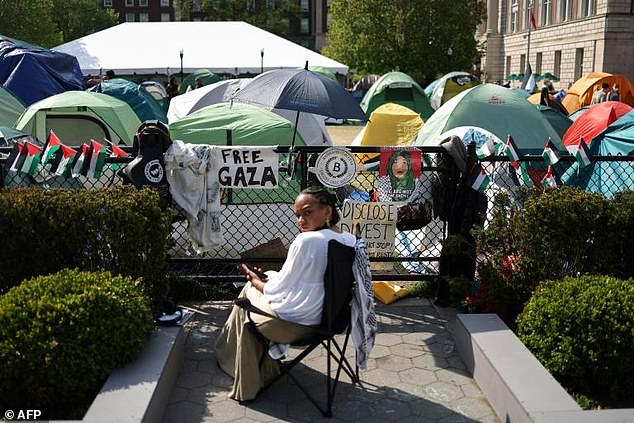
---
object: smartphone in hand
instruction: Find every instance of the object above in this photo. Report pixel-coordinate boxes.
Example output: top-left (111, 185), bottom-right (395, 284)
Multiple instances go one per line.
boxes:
top-left (239, 264), bottom-right (268, 280)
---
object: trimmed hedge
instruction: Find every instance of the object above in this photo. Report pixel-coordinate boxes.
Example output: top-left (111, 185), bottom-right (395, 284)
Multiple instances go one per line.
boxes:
top-left (0, 186), bottom-right (172, 309)
top-left (0, 269), bottom-right (155, 419)
top-left (517, 275), bottom-right (634, 407)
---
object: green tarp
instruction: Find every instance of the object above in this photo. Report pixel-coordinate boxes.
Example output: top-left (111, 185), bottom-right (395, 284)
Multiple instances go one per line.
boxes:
top-left (178, 69), bottom-right (221, 94)
top-left (360, 71), bottom-right (434, 119)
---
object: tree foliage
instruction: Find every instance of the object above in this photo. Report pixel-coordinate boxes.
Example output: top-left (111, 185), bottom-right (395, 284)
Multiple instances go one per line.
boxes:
top-left (0, 0), bottom-right (118, 47)
top-left (323, 0), bottom-right (485, 82)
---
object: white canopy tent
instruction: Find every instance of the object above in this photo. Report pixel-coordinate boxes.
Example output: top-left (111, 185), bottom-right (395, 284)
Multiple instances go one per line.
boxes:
top-left (53, 21), bottom-right (348, 76)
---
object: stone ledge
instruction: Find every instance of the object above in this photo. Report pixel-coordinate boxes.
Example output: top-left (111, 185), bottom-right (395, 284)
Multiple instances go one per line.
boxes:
top-left (50, 324), bottom-right (186, 423)
top-left (454, 314), bottom-right (634, 423)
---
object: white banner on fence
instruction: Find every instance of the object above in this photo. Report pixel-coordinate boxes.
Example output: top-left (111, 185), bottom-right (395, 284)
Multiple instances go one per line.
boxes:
top-left (218, 147), bottom-right (278, 188)
top-left (339, 199), bottom-right (398, 257)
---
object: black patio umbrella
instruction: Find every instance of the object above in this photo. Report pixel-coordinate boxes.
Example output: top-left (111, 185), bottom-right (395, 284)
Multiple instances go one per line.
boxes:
top-left (232, 63), bottom-right (367, 151)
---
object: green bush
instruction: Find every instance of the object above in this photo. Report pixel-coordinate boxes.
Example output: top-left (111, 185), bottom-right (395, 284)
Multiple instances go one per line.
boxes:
top-left (0, 269), bottom-right (155, 419)
top-left (517, 275), bottom-right (634, 407)
top-left (610, 191), bottom-right (634, 278)
top-left (0, 186), bottom-right (172, 309)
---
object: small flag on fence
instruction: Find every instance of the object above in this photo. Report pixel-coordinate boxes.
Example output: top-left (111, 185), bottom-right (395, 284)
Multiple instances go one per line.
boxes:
top-left (20, 141), bottom-right (43, 177)
top-left (542, 139), bottom-right (560, 166)
top-left (7, 141), bottom-right (26, 172)
top-left (510, 161), bottom-right (532, 187)
top-left (71, 144), bottom-right (90, 177)
top-left (41, 131), bottom-right (62, 165)
top-left (106, 139), bottom-right (127, 170)
top-left (468, 163), bottom-right (490, 193)
top-left (50, 144), bottom-right (77, 177)
top-left (477, 137), bottom-right (497, 159)
top-left (574, 137), bottom-right (592, 168)
top-left (541, 166), bottom-right (559, 188)
top-left (83, 140), bottom-right (109, 179)
top-left (504, 135), bottom-right (521, 162)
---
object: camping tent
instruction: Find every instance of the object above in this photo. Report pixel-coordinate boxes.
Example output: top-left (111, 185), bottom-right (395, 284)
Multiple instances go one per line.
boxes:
top-left (562, 101), bottom-right (633, 147)
top-left (169, 102), bottom-right (306, 146)
top-left (0, 86), bottom-right (25, 127)
top-left (352, 103), bottom-right (423, 147)
top-left (178, 69), bottom-right (221, 94)
top-left (140, 81), bottom-right (169, 111)
top-left (429, 72), bottom-right (480, 110)
top-left (538, 105), bottom-right (573, 139)
top-left (0, 35), bottom-right (84, 106)
top-left (15, 91), bottom-right (142, 146)
top-left (89, 78), bottom-right (168, 124)
top-left (360, 72), bottom-right (434, 119)
top-left (562, 110), bottom-right (634, 198)
top-left (562, 72), bottom-right (634, 113)
top-left (168, 79), bottom-right (332, 145)
top-left (413, 83), bottom-right (563, 153)
top-left (53, 22), bottom-right (348, 76)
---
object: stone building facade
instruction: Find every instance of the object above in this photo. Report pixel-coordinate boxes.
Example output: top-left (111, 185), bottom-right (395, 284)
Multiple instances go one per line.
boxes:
top-left (478, 0), bottom-right (634, 89)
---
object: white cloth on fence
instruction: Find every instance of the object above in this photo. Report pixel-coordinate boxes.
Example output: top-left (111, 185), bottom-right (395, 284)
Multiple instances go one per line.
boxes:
top-left (351, 237), bottom-right (377, 370)
top-left (164, 140), bottom-right (223, 253)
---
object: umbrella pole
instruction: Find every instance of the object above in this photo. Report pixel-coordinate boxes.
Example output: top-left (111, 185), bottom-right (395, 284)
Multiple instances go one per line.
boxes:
top-left (288, 110), bottom-right (301, 179)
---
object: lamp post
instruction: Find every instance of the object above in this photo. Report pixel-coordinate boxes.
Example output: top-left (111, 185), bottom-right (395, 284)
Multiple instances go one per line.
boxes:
top-left (447, 47), bottom-right (453, 72)
top-left (179, 49), bottom-right (184, 84)
top-left (260, 48), bottom-right (264, 74)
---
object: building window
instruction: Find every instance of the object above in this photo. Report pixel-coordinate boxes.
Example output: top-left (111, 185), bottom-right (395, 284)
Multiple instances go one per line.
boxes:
top-left (560, 0), bottom-right (570, 21)
top-left (103, 0), bottom-right (113, 7)
top-left (554, 50), bottom-right (561, 78)
top-left (300, 17), bottom-right (310, 34)
top-left (506, 56), bottom-right (512, 77)
top-left (246, 0), bottom-right (255, 10)
top-left (541, 0), bottom-right (551, 25)
top-left (511, 8), bottom-right (518, 32)
top-left (125, 0), bottom-right (133, 6)
top-left (574, 48), bottom-right (584, 80)
top-left (139, 0), bottom-right (148, 6)
top-left (536, 52), bottom-right (542, 74)
top-left (125, 12), bottom-right (135, 21)
top-left (161, 0), bottom-right (170, 5)
top-left (139, 12), bottom-right (149, 21)
top-left (300, 0), bottom-right (310, 12)
top-left (580, 0), bottom-right (593, 16)
top-left (193, 0), bottom-right (201, 12)
top-left (161, 12), bottom-right (170, 21)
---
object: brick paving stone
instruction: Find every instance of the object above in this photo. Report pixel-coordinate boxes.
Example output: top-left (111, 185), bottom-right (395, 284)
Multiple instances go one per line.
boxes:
top-left (175, 370), bottom-right (213, 390)
top-left (374, 354), bottom-right (412, 372)
top-left (435, 368), bottom-right (476, 386)
top-left (375, 333), bottom-right (403, 346)
top-left (412, 353), bottom-right (450, 370)
top-left (398, 367), bottom-right (438, 386)
top-left (450, 397), bottom-right (499, 420)
top-left (361, 367), bottom-right (402, 386)
top-left (423, 381), bottom-right (465, 403)
top-left (461, 382), bottom-right (487, 398)
top-left (390, 342), bottom-right (426, 358)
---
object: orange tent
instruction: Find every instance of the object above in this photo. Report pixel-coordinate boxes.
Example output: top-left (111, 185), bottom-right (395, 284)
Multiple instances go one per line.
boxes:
top-left (562, 72), bottom-right (634, 114)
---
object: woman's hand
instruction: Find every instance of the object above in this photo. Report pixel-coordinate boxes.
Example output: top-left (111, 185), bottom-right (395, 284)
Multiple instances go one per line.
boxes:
top-left (241, 264), bottom-right (267, 292)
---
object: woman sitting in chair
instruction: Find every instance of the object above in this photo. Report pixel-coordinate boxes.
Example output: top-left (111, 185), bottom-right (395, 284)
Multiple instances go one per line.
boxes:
top-left (215, 186), bottom-right (362, 402)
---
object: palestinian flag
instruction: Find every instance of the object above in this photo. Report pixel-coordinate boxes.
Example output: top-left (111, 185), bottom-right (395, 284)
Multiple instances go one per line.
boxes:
top-left (41, 131), bottom-right (62, 165)
top-left (50, 144), bottom-right (77, 177)
top-left (510, 161), bottom-right (532, 187)
top-left (541, 166), bottom-right (559, 188)
top-left (574, 137), bottom-right (592, 168)
top-left (71, 144), bottom-right (90, 177)
top-left (20, 142), bottom-right (43, 177)
top-left (542, 139), bottom-right (560, 166)
top-left (504, 135), bottom-right (521, 162)
top-left (106, 140), bottom-right (127, 170)
top-left (7, 141), bottom-right (26, 172)
top-left (83, 140), bottom-right (109, 179)
top-left (477, 137), bottom-right (496, 159)
top-left (468, 163), bottom-right (490, 193)
top-left (292, 153), bottom-right (303, 182)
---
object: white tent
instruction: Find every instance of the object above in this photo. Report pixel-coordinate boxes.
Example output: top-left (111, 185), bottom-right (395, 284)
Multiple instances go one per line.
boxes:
top-left (53, 21), bottom-right (348, 76)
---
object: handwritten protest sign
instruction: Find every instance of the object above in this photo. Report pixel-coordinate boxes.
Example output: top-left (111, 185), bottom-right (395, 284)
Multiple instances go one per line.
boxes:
top-left (218, 147), bottom-right (278, 188)
top-left (339, 200), bottom-right (398, 257)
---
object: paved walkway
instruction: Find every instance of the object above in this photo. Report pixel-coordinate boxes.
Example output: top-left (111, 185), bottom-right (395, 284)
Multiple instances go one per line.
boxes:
top-left (162, 298), bottom-right (499, 423)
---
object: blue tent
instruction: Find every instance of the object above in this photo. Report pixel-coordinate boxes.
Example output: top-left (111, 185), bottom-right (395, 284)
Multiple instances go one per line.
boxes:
top-left (562, 110), bottom-right (634, 198)
top-left (0, 35), bottom-right (84, 106)
top-left (89, 78), bottom-right (167, 124)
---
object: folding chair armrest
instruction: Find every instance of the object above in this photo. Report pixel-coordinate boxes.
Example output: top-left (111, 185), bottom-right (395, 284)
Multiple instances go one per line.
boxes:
top-left (234, 297), bottom-right (278, 320)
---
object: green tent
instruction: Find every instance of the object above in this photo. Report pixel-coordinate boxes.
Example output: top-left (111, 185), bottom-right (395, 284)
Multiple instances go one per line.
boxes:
top-left (360, 71), bottom-right (434, 119)
top-left (308, 65), bottom-right (338, 83)
top-left (169, 102), bottom-right (306, 146)
top-left (0, 86), bottom-right (25, 127)
top-left (15, 91), bottom-right (141, 146)
top-left (537, 105), bottom-right (572, 139)
top-left (413, 83), bottom-right (564, 153)
top-left (178, 69), bottom-right (221, 94)
top-left (90, 78), bottom-right (167, 124)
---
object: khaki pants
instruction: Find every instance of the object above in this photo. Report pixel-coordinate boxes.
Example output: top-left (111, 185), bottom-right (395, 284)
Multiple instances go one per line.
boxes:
top-left (214, 282), bottom-right (314, 401)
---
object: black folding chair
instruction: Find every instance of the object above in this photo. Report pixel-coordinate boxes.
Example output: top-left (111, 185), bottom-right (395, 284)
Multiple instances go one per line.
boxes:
top-left (235, 239), bottom-right (359, 417)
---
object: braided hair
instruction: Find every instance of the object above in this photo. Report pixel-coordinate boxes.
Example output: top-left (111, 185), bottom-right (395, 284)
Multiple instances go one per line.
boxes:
top-left (300, 186), bottom-right (341, 225)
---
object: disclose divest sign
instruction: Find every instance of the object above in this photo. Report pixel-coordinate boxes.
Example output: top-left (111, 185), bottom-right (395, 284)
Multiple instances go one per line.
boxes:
top-left (218, 147), bottom-right (278, 188)
top-left (339, 199), bottom-right (398, 257)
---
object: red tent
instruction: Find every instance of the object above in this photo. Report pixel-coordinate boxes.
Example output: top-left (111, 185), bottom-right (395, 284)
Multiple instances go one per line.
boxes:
top-left (562, 101), bottom-right (633, 146)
